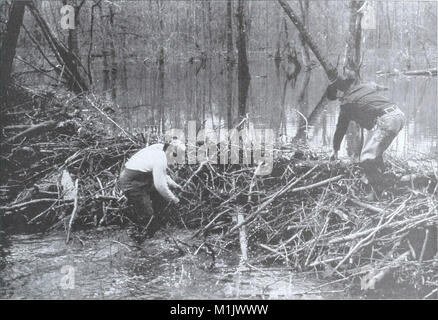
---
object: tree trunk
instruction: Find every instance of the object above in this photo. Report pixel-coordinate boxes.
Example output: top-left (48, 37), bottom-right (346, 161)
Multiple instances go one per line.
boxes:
top-left (108, 5), bottom-right (117, 100)
top-left (298, 0), bottom-right (311, 69)
top-left (62, 0), bottom-right (85, 88)
top-left (62, 0), bottom-right (80, 58)
top-left (236, 0), bottom-right (251, 124)
top-left (27, 2), bottom-right (89, 93)
top-left (344, 0), bottom-right (364, 160)
top-left (157, 0), bottom-right (165, 133)
top-left (345, 0), bottom-right (364, 79)
top-left (99, 4), bottom-right (111, 101)
top-left (0, 0), bottom-right (27, 109)
top-left (226, 0), bottom-right (235, 65)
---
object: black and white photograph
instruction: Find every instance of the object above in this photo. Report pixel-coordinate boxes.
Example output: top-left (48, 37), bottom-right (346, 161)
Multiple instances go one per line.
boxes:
top-left (0, 0), bottom-right (437, 303)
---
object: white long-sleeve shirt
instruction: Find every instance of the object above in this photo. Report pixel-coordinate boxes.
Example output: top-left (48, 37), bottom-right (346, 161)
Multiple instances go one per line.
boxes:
top-left (125, 144), bottom-right (179, 202)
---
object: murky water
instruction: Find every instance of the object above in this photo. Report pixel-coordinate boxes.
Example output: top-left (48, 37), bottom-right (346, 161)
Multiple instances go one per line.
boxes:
top-left (0, 228), bottom-right (346, 299)
top-left (101, 56), bottom-right (437, 160)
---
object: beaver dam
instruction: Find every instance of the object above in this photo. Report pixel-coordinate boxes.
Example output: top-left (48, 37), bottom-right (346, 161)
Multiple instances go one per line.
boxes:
top-left (0, 86), bottom-right (437, 299)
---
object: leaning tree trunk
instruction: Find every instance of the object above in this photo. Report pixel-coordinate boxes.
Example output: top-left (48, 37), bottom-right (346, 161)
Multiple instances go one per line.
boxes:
top-left (278, 0), bottom-right (338, 144)
top-left (236, 0), bottom-right (251, 124)
top-left (27, 2), bottom-right (89, 93)
top-left (0, 0), bottom-right (28, 109)
top-left (278, 0), bottom-right (337, 81)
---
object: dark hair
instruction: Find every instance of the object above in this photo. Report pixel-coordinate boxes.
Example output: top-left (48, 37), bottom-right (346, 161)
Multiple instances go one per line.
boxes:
top-left (326, 76), bottom-right (355, 101)
top-left (163, 142), bottom-right (170, 151)
top-left (327, 83), bottom-right (338, 101)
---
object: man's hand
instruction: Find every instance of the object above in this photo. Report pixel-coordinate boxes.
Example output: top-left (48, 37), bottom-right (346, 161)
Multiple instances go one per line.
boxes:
top-left (172, 197), bottom-right (180, 204)
top-left (330, 150), bottom-right (338, 161)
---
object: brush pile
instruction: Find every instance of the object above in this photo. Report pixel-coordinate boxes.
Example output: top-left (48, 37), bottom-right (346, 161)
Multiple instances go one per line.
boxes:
top-left (1, 86), bottom-right (437, 297)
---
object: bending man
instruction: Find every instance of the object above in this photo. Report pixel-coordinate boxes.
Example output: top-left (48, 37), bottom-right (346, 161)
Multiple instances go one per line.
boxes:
top-left (119, 138), bottom-right (185, 242)
top-left (327, 70), bottom-right (405, 199)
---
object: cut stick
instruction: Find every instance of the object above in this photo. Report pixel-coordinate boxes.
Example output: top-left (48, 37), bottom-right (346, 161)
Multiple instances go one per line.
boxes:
top-left (6, 120), bottom-right (57, 144)
top-left (0, 198), bottom-right (66, 212)
top-left (349, 198), bottom-right (384, 214)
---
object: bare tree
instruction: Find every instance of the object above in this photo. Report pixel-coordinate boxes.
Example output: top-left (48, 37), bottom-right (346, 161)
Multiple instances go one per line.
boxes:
top-left (0, 0), bottom-right (28, 108)
top-left (226, 0), bottom-right (235, 65)
top-left (236, 0), bottom-right (251, 123)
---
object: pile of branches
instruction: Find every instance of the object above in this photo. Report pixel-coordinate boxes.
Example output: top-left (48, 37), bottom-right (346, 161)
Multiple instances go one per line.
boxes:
top-left (0, 85), bottom-right (139, 233)
top-left (168, 153), bottom-right (437, 296)
top-left (1, 87), bottom-right (437, 297)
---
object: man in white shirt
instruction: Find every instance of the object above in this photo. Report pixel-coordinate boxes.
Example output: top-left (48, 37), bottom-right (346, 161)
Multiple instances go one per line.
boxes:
top-left (119, 138), bottom-right (185, 242)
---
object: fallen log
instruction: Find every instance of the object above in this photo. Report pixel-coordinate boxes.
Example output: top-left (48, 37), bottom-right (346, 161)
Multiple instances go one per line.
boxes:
top-left (376, 68), bottom-right (437, 77)
top-left (403, 68), bottom-right (437, 76)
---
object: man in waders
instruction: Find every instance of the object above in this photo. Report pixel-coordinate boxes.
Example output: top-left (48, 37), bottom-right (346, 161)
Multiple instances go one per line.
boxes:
top-left (119, 138), bottom-right (185, 243)
top-left (327, 70), bottom-right (406, 199)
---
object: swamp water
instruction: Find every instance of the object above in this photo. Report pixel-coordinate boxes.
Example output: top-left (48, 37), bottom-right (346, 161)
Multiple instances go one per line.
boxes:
top-left (0, 228), bottom-right (347, 299)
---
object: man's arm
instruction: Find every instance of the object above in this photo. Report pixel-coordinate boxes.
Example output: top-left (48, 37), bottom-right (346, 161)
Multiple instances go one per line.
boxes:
top-left (166, 175), bottom-right (182, 190)
top-left (152, 162), bottom-right (179, 203)
top-left (333, 106), bottom-right (350, 153)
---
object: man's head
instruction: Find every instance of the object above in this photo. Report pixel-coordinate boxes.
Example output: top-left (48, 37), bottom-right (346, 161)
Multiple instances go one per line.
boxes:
top-left (164, 136), bottom-right (186, 161)
top-left (327, 68), bottom-right (356, 100)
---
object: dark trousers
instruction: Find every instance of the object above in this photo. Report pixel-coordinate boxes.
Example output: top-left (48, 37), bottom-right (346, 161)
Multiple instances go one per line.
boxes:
top-left (119, 168), bottom-right (162, 237)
